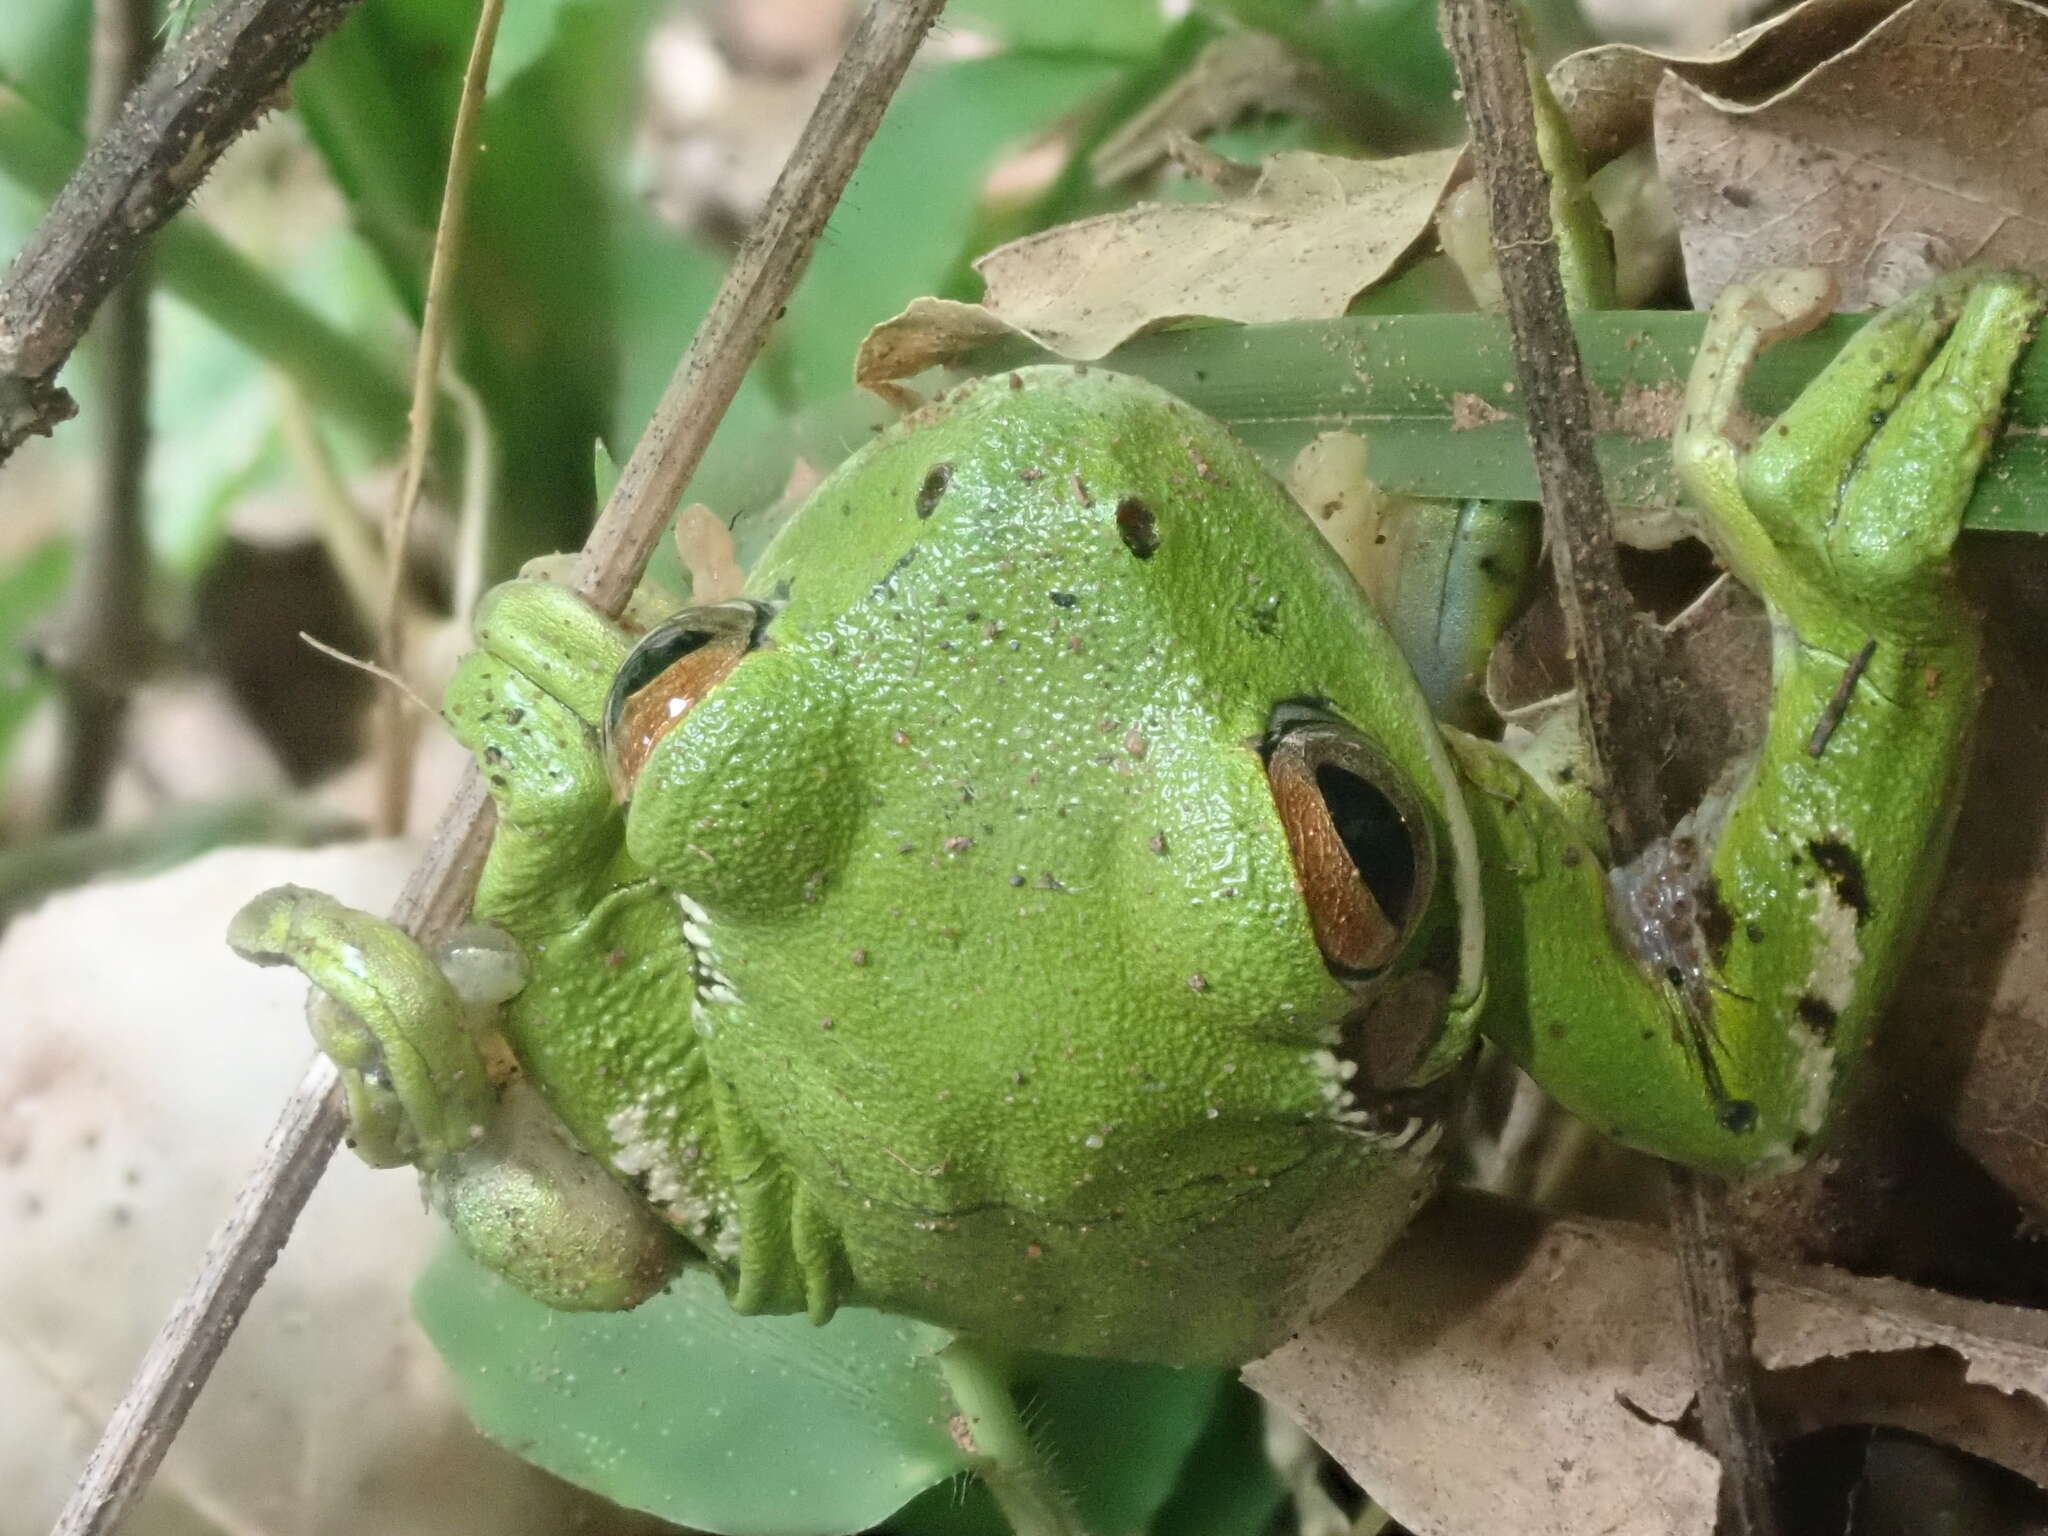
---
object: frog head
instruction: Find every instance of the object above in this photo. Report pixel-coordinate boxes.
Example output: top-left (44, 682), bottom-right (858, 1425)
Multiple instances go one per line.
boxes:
top-left (598, 367), bottom-right (1485, 1361)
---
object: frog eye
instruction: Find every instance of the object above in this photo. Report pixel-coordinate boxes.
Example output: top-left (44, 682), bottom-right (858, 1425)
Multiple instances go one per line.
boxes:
top-left (603, 602), bottom-right (767, 797)
top-left (1264, 717), bottom-right (1436, 981)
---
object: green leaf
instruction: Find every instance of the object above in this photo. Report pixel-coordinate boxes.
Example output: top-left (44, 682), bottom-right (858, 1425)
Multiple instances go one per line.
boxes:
top-left (1026, 1356), bottom-right (1234, 1536)
top-left (943, 0), bottom-right (1172, 58)
top-left (413, 1245), bottom-right (969, 1536)
top-left (293, 0), bottom-right (655, 572)
top-left (0, 0), bottom-right (90, 129)
top-left (487, 0), bottom-right (581, 96)
top-left (1001, 311), bottom-right (2048, 534)
top-left (0, 539), bottom-right (71, 772)
top-left (777, 51), bottom-right (1124, 405)
top-left (611, 208), bottom-right (792, 535)
top-left (897, 1356), bottom-right (1235, 1536)
top-left (1149, 1382), bottom-right (1288, 1536)
top-left (1199, 0), bottom-right (1465, 145)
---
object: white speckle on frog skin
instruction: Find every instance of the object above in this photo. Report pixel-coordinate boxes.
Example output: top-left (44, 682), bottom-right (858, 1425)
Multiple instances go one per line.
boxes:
top-left (1806, 878), bottom-right (1861, 1018)
top-left (609, 1101), bottom-right (742, 1260)
top-left (674, 892), bottom-right (742, 1009)
top-left (1307, 1046), bottom-right (1372, 1128)
top-left (1795, 1031), bottom-right (1837, 1140)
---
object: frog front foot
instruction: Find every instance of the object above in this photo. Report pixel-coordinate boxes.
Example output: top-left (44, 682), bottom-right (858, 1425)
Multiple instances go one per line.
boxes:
top-left (1677, 266), bottom-right (2043, 648)
top-left (229, 887), bottom-right (683, 1310)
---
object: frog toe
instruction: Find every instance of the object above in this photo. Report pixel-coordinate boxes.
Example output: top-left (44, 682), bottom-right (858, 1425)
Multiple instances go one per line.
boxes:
top-left (470, 578), bottom-right (635, 729)
top-left (1825, 272), bottom-right (2044, 619)
top-left (446, 643), bottom-right (630, 935)
top-left (1732, 270), bottom-right (1972, 545)
top-left (228, 886), bottom-right (498, 1167)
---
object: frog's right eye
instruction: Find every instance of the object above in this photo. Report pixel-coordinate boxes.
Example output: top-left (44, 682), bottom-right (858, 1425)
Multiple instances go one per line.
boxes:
top-left (603, 602), bottom-right (767, 798)
top-left (1263, 714), bottom-right (1437, 983)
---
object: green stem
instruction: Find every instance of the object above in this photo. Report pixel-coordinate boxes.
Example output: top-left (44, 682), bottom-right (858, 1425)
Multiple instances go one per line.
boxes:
top-left (0, 83), bottom-right (409, 454)
top-left (937, 1341), bottom-right (1094, 1536)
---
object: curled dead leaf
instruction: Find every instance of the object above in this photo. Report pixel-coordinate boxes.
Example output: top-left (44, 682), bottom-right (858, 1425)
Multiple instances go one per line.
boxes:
top-left (1656, 0), bottom-right (2048, 309)
top-left (854, 147), bottom-right (1462, 391)
top-left (1546, 0), bottom-right (1902, 168)
top-left (1250, 1190), bottom-right (2048, 1536)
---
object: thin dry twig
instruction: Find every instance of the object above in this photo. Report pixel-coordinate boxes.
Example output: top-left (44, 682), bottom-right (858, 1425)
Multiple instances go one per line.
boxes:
top-left (0, 0), bottom-right (371, 465)
top-left (1437, 1), bottom-right (1779, 1532)
top-left (373, 0), bottom-right (505, 837)
top-left (1438, 0), bottom-right (1677, 861)
top-left (1669, 1165), bottom-right (1782, 1536)
top-left (50, 2), bottom-right (947, 1531)
top-left (44, 0), bottom-right (156, 827)
top-left (297, 631), bottom-right (436, 717)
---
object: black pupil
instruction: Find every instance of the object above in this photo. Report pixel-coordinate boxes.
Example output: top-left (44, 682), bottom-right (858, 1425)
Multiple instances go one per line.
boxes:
top-left (1316, 763), bottom-right (1417, 924)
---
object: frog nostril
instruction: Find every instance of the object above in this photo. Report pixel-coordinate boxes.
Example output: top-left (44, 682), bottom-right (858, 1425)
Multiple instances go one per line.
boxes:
top-left (1115, 496), bottom-right (1159, 559)
top-left (916, 464), bottom-right (953, 518)
top-left (1264, 714), bottom-right (1436, 980)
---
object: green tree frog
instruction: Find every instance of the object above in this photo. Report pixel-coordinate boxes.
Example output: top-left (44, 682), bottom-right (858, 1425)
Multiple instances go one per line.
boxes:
top-left (231, 268), bottom-right (2041, 1367)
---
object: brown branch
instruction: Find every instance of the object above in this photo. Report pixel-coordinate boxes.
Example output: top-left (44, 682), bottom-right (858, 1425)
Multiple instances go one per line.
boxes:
top-left (50, 2), bottom-right (948, 1530)
top-left (1437, 4), bottom-right (1779, 1534)
top-left (45, 0), bottom-right (158, 827)
top-left (1669, 1167), bottom-right (1783, 1535)
top-left (1438, 0), bottom-right (1677, 862)
top-left (0, 0), bottom-right (369, 466)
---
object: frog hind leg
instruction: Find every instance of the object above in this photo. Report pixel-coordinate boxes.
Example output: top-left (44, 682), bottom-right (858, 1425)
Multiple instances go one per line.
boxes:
top-left (1481, 271), bottom-right (2042, 1174)
top-left (229, 887), bottom-right (684, 1308)
top-left (1679, 269), bottom-right (2042, 643)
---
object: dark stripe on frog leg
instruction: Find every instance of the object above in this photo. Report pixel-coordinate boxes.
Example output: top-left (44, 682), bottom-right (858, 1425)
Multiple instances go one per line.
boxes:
top-left (1796, 994), bottom-right (1839, 1042)
top-left (1807, 838), bottom-right (1872, 924)
top-left (1674, 988), bottom-right (1759, 1135)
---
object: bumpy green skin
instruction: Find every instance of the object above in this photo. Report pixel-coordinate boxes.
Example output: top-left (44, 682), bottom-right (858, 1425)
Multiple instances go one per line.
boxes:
top-left (441, 370), bottom-right (1484, 1365)
top-left (232, 270), bottom-right (2039, 1363)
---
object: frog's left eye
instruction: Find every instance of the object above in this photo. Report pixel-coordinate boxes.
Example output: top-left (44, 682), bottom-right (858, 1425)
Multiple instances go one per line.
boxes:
top-left (604, 602), bottom-right (768, 797)
top-left (1264, 717), bottom-right (1437, 982)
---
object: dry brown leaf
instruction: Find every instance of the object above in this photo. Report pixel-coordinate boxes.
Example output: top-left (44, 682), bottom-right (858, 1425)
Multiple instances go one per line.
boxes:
top-left (854, 147), bottom-right (1462, 391)
top-left (1883, 543), bottom-right (2048, 1218)
top-left (1656, 0), bottom-right (2048, 308)
top-left (675, 502), bottom-right (746, 602)
top-left (1547, 0), bottom-right (1902, 168)
top-left (1249, 1189), bottom-right (2048, 1536)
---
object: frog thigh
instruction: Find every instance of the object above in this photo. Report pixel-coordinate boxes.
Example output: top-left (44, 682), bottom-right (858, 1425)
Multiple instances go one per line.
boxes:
top-left (1456, 733), bottom-right (1811, 1175)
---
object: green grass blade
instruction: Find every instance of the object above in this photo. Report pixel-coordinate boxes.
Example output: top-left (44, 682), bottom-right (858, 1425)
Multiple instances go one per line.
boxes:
top-left (990, 311), bottom-right (2048, 533)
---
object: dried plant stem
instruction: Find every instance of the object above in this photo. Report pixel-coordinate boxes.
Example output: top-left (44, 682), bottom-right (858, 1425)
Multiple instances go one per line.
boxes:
top-left (1669, 1167), bottom-right (1782, 1535)
top-left (45, 0), bottom-right (156, 828)
top-left (1437, 2), bottom-right (1778, 1531)
top-left (373, 0), bottom-right (505, 837)
top-left (0, 0), bottom-right (372, 465)
top-left (1437, 0), bottom-right (1675, 859)
top-left (51, 3), bottom-right (946, 1531)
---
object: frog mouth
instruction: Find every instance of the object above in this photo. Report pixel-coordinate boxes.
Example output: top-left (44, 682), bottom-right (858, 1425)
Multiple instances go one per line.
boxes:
top-left (675, 892), bottom-right (741, 1007)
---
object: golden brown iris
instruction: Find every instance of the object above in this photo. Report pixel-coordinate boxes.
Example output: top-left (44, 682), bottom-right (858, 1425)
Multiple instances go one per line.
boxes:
top-left (1264, 717), bottom-right (1435, 980)
top-left (603, 603), bottom-right (763, 798)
